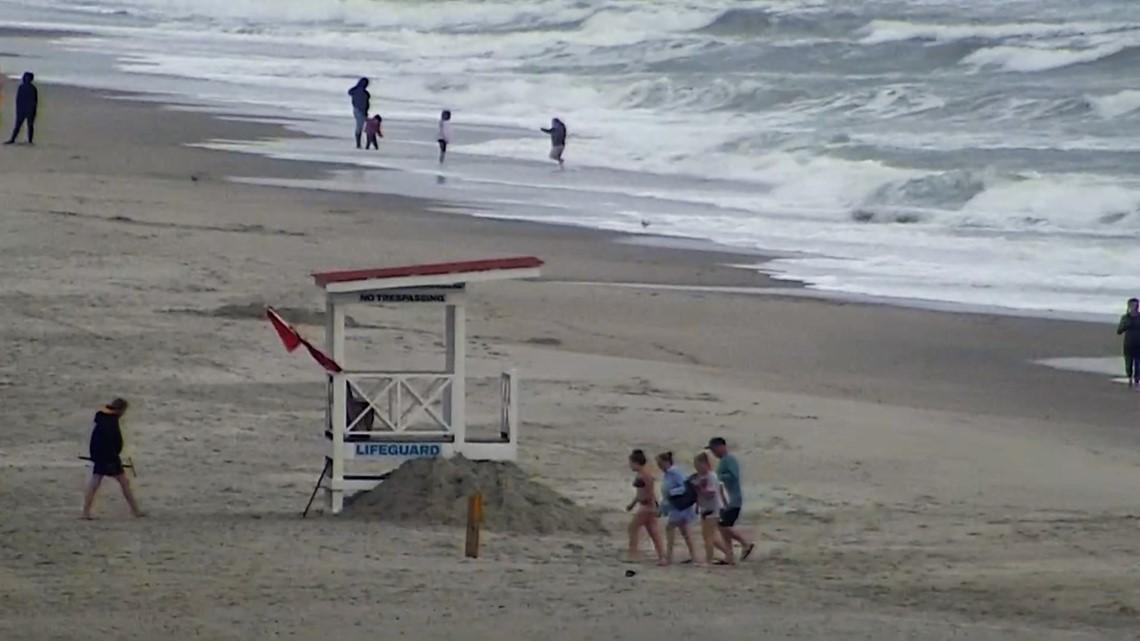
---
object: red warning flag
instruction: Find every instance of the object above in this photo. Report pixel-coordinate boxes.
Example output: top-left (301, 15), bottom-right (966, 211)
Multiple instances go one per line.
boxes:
top-left (301, 338), bottom-right (343, 373)
top-left (266, 306), bottom-right (344, 372)
top-left (265, 306), bottom-right (302, 352)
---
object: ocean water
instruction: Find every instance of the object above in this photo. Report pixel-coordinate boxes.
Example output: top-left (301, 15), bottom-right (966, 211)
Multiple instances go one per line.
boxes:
top-left (4, 0), bottom-right (1140, 317)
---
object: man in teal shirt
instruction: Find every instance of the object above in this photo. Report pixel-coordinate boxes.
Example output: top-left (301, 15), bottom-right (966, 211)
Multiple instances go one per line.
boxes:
top-left (708, 437), bottom-right (755, 563)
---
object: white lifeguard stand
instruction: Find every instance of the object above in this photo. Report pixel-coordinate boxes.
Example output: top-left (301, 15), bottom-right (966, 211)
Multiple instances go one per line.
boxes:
top-left (313, 256), bottom-right (543, 514)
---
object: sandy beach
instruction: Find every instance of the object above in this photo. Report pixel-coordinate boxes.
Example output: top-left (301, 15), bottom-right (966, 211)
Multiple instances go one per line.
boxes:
top-left (2, 73), bottom-right (1139, 641)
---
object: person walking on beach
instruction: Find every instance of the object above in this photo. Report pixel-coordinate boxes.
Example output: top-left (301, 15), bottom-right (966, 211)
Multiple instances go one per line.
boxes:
top-left (1117, 298), bottom-right (1140, 389)
top-left (348, 77), bottom-right (371, 149)
top-left (656, 451), bottom-right (701, 565)
top-left (437, 110), bottom-right (453, 164)
top-left (707, 437), bottom-right (755, 563)
top-left (5, 72), bottom-right (37, 146)
top-left (694, 452), bottom-right (734, 566)
top-left (540, 117), bottom-right (566, 169)
top-left (626, 449), bottom-right (667, 565)
top-left (364, 114), bottom-right (383, 150)
top-left (81, 398), bottom-right (145, 520)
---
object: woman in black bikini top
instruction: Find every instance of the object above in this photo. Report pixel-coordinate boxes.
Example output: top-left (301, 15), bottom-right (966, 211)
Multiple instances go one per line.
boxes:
top-left (626, 449), bottom-right (666, 565)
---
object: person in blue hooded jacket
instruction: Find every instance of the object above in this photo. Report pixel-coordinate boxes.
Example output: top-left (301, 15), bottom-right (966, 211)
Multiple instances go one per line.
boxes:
top-left (5, 72), bottom-right (37, 145)
top-left (656, 451), bottom-right (701, 564)
top-left (348, 77), bottom-right (371, 149)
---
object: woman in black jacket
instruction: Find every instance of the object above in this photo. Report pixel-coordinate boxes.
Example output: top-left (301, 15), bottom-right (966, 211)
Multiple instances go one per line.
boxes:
top-left (82, 398), bottom-right (144, 519)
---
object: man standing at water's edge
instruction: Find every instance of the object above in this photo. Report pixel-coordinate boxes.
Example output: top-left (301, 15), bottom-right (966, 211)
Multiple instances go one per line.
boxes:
top-left (4, 72), bottom-right (37, 145)
top-left (348, 77), bottom-right (370, 150)
top-left (1116, 298), bottom-right (1140, 389)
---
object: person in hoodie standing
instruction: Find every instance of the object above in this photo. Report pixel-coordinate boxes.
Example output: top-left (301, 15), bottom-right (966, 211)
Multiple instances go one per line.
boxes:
top-left (81, 398), bottom-right (145, 520)
top-left (5, 72), bottom-right (37, 145)
top-left (1117, 298), bottom-right (1140, 389)
top-left (437, 110), bottom-right (453, 164)
top-left (541, 117), bottom-right (566, 169)
top-left (348, 77), bottom-right (371, 149)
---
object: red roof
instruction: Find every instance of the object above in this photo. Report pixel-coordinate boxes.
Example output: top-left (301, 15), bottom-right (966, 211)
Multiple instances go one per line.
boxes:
top-left (313, 256), bottom-right (544, 287)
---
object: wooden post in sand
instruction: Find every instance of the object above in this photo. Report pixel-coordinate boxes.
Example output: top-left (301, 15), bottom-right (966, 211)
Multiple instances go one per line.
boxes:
top-left (465, 492), bottom-right (483, 559)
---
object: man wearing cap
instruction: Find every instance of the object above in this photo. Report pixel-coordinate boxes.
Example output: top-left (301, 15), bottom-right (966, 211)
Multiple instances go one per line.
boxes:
top-left (707, 437), bottom-right (755, 563)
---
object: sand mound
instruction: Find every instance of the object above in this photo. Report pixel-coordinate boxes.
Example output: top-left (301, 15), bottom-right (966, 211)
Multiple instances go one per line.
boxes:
top-left (343, 456), bottom-right (605, 535)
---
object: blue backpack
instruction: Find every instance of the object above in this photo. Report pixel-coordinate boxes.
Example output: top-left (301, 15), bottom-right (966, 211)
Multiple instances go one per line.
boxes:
top-left (668, 474), bottom-right (699, 511)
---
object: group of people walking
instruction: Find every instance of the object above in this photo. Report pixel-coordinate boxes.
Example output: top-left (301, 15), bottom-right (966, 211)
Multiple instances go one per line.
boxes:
top-left (627, 437), bottom-right (755, 567)
top-left (348, 76), bottom-right (567, 168)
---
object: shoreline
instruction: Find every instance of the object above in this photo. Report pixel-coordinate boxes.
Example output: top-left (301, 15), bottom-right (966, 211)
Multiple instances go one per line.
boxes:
top-left (0, 24), bottom-right (1130, 323)
top-left (10, 81), bottom-right (1135, 416)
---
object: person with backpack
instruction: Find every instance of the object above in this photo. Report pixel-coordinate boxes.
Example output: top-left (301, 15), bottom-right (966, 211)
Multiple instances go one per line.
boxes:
top-left (656, 451), bottom-right (701, 565)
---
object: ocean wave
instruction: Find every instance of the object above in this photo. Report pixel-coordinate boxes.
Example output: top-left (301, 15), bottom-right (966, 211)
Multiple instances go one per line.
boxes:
top-left (1088, 90), bottom-right (1140, 119)
top-left (854, 170), bottom-right (991, 223)
top-left (961, 39), bottom-right (1140, 73)
top-left (955, 177), bottom-right (1140, 230)
top-left (859, 19), bottom-right (1135, 46)
top-left (697, 7), bottom-right (865, 39)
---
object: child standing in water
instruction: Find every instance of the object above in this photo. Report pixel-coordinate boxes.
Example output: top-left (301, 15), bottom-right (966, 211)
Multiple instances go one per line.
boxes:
top-left (364, 114), bottom-right (383, 150)
top-left (437, 110), bottom-right (452, 164)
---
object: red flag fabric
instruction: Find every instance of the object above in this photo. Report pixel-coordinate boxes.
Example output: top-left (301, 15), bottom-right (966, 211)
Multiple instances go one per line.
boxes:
top-left (301, 338), bottom-right (343, 373)
top-left (266, 307), bottom-right (302, 352)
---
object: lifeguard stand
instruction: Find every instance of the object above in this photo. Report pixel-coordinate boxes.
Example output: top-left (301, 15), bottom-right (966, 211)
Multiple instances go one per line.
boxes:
top-left (312, 256), bottom-right (543, 514)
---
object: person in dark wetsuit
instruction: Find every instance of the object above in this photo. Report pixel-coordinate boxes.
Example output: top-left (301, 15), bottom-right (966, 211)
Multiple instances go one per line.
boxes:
top-left (540, 117), bottom-right (567, 169)
top-left (82, 398), bottom-right (144, 519)
top-left (1117, 298), bottom-right (1140, 389)
top-left (348, 77), bottom-right (371, 149)
top-left (4, 72), bottom-right (37, 145)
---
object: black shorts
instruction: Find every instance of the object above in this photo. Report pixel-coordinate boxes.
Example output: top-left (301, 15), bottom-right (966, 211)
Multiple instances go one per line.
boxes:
top-left (92, 458), bottom-right (125, 477)
top-left (438, 139), bottom-right (448, 152)
top-left (718, 507), bottom-right (741, 528)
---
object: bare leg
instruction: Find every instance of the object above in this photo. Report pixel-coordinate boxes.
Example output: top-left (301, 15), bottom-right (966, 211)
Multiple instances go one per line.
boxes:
top-left (723, 526), bottom-right (755, 560)
top-left (627, 515), bottom-right (642, 562)
top-left (701, 518), bottom-right (719, 564)
top-left (724, 526), bottom-right (752, 547)
top-left (718, 527), bottom-right (737, 564)
top-left (81, 474), bottom-right (103, 519)
top-left (664, 521), bottom-right (677, 564)
top-left (680, 522), bottom-right (701, 564)
top-left (644, 516), bottom-right (667, 565)
top-left (113, 474), bottom-right (145, 517)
